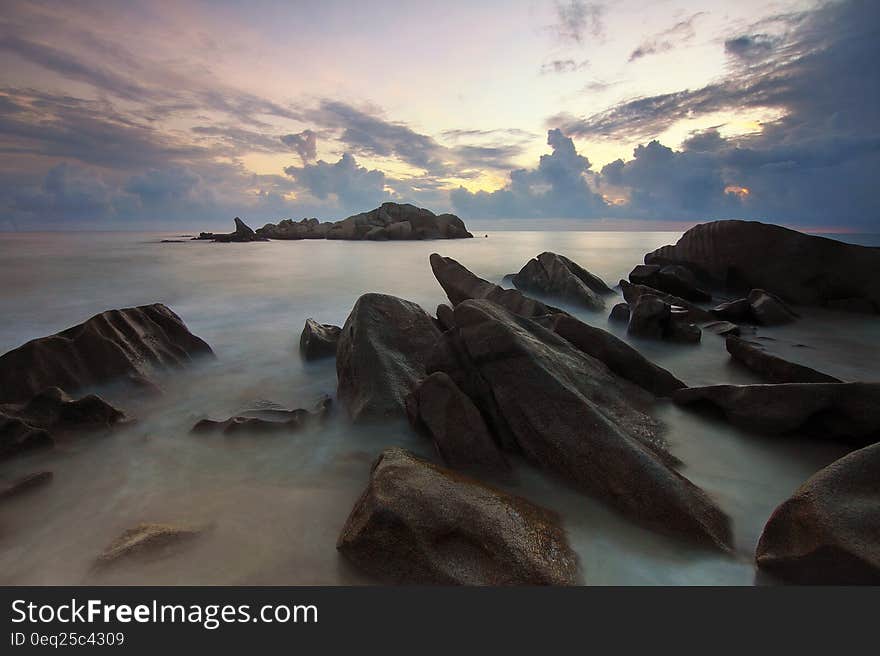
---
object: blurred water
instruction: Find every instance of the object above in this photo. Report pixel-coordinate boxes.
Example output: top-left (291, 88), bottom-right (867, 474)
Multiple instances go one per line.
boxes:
top-left (0, 230), bottom-right (877, 585)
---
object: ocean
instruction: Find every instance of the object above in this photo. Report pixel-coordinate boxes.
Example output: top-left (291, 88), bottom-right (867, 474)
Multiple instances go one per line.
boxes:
top-left (0, 229), bottom-right (878, 585)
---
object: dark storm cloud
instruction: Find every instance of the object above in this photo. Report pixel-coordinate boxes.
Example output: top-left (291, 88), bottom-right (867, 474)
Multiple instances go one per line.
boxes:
top-left (628, 12), bottom-right (705, 62)
top-left (551, 1), bottom-right (605, 44)
top-left (724, 34), bottom-right (779, 61)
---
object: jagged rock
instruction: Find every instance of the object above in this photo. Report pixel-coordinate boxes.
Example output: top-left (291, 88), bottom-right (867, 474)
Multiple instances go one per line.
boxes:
top-left (435, 304), bottom-right (455, 331)
top-left (196, 217), bottom-right (266, 243)
top-left (337, 294), bottom-right (442, 422)
top-left (0, 471), bottom-right (53, 500)
top-left (628, 264), bottom-right (710, 302)
top-left (673, 382), bottom-right (880, 445)
top-left (748, 289), bottom-right (798, 325)
top-left (756, 443), bottom-right (880, 584)
top-left (406, 372), bottom-right (508, 472)
top-left (431, 300), bottom-right (731, 549)
top-left (546, 314), bottom-right (686, 396)
top-left (430, 253), bottom-right (559, 317)
top-left (726, 336), bottom-right (841, 384)
top-left (645, 220), bottom-right (880, 313)
top-left (1, 387), bottom-right (126, 459)
top-left (191, 397), bottom-right (331, 435)
top-left (619, 279), bottom-right (713, 321)
top-left (258, 203), bottom-right (472, 241)
top-left (0, 304), bottom-right (213, 404)
top-left (703, 321), bottom-right (740, 336)
top-left (510, 252), bottom-right (611, 310)
top-left (299, 319), bottom-right (341, 361)
top-left (609, 302), bottom-right (630, 323)
top-left (96, 523), bottom-right (204, 566)
top-left (336, 448), bottom-right (579, 585)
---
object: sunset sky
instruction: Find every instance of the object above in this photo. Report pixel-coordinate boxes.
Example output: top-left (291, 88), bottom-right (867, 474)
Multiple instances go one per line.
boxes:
top-left (1, 0), bottom-right (878, 230)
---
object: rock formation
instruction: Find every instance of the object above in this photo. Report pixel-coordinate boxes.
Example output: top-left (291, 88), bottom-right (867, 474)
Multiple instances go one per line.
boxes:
top-left (195, 217), bottom-right (267, 242)
top-left (95, 523), bottom-right (205, 566)
top-left (509, 252), bottom-right (612, 311)
top-left (299, 319), bottom-right (341, 361)
top-left (628, 264), bottom-right (711, 302)
top-left (191, 397), bottom-right (331, 435)
top-left (725, 336), bottom-right (841, 384)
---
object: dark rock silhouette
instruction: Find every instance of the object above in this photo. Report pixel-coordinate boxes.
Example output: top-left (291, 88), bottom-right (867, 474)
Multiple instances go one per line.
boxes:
top-left (756, 443), bottom-right (880, 584)
top-left (747, 289), bottom-right (798, 325)
top-left (609, 302), bottom-right (630, 323)
top-left (628, 264), bottom-right (711, 302)
top-left (0, 304), bottom-right (213, 404)
top-left (628, 294), bottom-right (701, 344)
top-left (726, 336), bottom-right (841, 383)
top-left (619, 279), bottom-right (713, 322)
top-left (299, 319), bottom-right (341, 361)
top-left (510, 252), bottom-right (612, 311)
top-left (191, 397), bottom-right (331, 435)
top-left (645, 220), bottom-right (880, 313)
top-left (195, 217), bottom-right (267, 242)
top-left (435, 304), bottom-right (455, 331)
top-left (0, 471), bottom-right (53, 501)
top-left (336, 447), bottom-right (579, 585)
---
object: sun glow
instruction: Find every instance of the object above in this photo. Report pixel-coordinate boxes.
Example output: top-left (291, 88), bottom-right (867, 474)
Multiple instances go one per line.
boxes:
top-left (724, 184), bottom-right (750, 198)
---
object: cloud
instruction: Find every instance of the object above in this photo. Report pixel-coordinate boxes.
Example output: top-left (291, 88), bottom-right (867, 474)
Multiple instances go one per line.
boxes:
top-left (724, 34), bottom-right (779, 61)
top-left (628, 12), bottom-right (705, 62)
top-left (283, 152), bottom-right (389, 214)
top-left (551, 1), bottom-right (604, 45)
top-left (280, 129), bottom-right (317, 164)
top-left (540, 59), bottom-right (590, 75)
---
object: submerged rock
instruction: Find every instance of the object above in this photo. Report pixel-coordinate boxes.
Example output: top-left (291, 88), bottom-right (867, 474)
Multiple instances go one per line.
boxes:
top-left (645, 220), bottom-right (880, 313)
top-left (96, 523), bottom-right (205, 566)
top-left (726, 336), bottom-right (841, 384)
top-left (510, 252), bottom-right (611, 311)
top-left (336, 448), bottom-right (579, 585)
top-left (191, 397), bottom-right (331, 435)
top-left (0, 471), bottom-right (53, 501)
top-left (431, 300), bottom-right (731, 549)
top-left (703, 321), bottom-right (740, 337)
top-left (710, 298), bottom-right (753, 322)
top-left (0, 303), bottom-right (213, 404)
top-left (258, 203), bottom-right (472, 241)
top-left (756, 443), bottom-right (880, 584)
top-left (406, 372), bottom-right (508, 472)
top-left (337, 293), bottom-right (442, 422)
top-left (673, 382), bottom-right (880, 445)
top-left (299, 319), bottom-right (341, 361)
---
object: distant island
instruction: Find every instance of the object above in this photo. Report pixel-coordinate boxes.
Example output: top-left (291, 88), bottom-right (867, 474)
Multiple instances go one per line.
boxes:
top-left (194, 202), bottom-right (473, 242)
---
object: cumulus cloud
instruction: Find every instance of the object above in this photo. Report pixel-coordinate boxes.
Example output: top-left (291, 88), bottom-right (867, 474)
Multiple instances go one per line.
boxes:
top-left (283, 153), bottom-right (389, 214)
top-left (280, 129), bottom-right (317, 164)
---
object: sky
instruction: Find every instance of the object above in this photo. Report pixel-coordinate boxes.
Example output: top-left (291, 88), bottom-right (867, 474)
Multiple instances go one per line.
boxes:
top-left (0, 0), bottom-right (878, 231)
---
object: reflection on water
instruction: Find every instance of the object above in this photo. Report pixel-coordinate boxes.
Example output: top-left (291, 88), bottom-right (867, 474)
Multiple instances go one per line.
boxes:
top-left (0, 230), bottom-right (877, 585)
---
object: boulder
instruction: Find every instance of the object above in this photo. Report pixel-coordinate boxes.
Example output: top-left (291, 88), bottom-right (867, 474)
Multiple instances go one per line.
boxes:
top-left (748, 289), bottom-right (798, 325)
top-left (619, 279), bottom-right (713, 321)
top-left (1, 387), bottom-right (126, 459)
top-left (431, 300), bottom-right (731, 549)
top-left (0, 471), bottom-right (53, 501)
top-left (726, 336), bottom-right (841, 384)
top-left (710, 298), bottom-right (752, 322)
top-left (510, 252), bottom-right (611, 311)
top-left (96, 523), bottom-right (205, 566)
top-left (756, 443), bottom-right (880, 584)
top-left (258, 203), bottom-right (472, 241)
top-left (435, 304), bottom-right (455, 331)
top-left (608, 302), bottom-right (630, 323)
top-left (0, 304), bottom-right (213, 404)
top-left (336, 448), bottom-right (579, 585)
top-left (645, 220), bottom-right (880, 313)
top-left (430, 253), bottom-right (560, 317)
top-left (406, 372), bottom-right (508, 472)
top-left (628, 264), bottom-right (710, 302)
top-left (192, 397), bottom-right (331, 435)
top-left (337, 294), bottom-right (442, 422)
top-left (673, 382), bottom-right (880, 445)
top-left (200, 217), bottom-right (267, 243)
top-left (299, 319), bottom-right (341, 361)
top-left (703, 321), bottom-right (740, 337)
top-left (627, 294), bottom-right (701, 344)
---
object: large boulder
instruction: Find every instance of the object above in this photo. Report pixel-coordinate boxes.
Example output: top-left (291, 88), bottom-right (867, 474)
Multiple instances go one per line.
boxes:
top-left (406, 372), bottom-right (508, 472)
top-left (673, 383), bottom-right (880, 445)
top-left (619, 279), bottom-right (713, 321)
top-left (258, 203), bottom-right (472, 241)
top-left (299, 319), bottom-right (341, 361)
top-left (336, 448), bottom-right (579, 585)
top-left (725, 336), bottom-right (841, 384)
top-left (431, 300), bottom-right (731, 549)
top-left (430, 253), bottom-right (559, 317)
top-left (628, 264), bottom-right (710, 302)
top-left (510, 252), bottom-right (612, 311)
top-left (1, 387), bottom-right (126, 459)
top-left (547, 315), bottom-right (686, 396)
top-left (608, 302), bottom-right (630, 323)
top-left (748, 289), bottom-right (798, 325)
top-left (0, 304), bottom-right (213, 404)
top-left (337, 294), bottom-right (442, 422)
top-left (645, 220), bottom-right (880, 313)
top-left (756, 443), bottom-right (880, 584)
top-left (627, 294), bottom-right (701, 344)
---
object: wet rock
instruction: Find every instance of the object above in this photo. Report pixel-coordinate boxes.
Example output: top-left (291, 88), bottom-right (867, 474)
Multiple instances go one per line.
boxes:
top-left (667, 319), bottom-right (702, 343)
top-left (711, 298), bottom-right (752, 322)
top-left (299, 319), bottom-right (341, 361)
top-left (620, 279), bottom-right (713, 322)
top-left (0, 471), bottom-right (53, 501)
top-left (406, 372), bottom-right (508, 472)
top-left (0, 414), bottom-right (52, 459)
top-left (510, 252), bottom-right (611, 311)
top-left (191, 397), bottom-right (331, 435)
top-left (748, 289), bottom-right (798, 325)
top-left (547, 314), bottom-right (686, 396)
top-left (673, 382), bottom-right (880, 445)
top-left (0, 303), bottom-right (213, 404)
top-left (436, 304), bottom-right (455, 331)
top-left (703, 321), bottom-right (740, 336)
top-left (628, 264), bottom-right (710, 302)
top-left (337, 294), bottom-right (442, 422)
top-left (756, 443), bottom-right (880, 584)
top-left (430, 253), bottom-right (560, 317)
top-left (609, 302), bottom-right (630, 323)
top-left (627, 294), bottom-right (701, 344)
top-left (645, 220), bottom-right (880, 313)
top-left (336, 447), bottom-right (579, 585)
top-left (432, 300), bottom-right (731, 549)
top-left (96, 523), bottom-right (204, 566)
top-left (726, 336), bottom-right (841, 384)
top-left (258, 203), bottom-right (472, 241)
